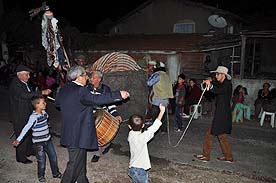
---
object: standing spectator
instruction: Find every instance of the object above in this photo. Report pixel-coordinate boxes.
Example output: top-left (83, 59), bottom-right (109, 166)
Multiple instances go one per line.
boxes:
top-left (9, 65), bottom-right (51, 164)
top-left (35, 71), bottom-right (46, 90)
top-left (254, 82), bottom-right (271, 118)
top-left (203, 55), bottom-right (212, 73)
top-left (184, 79), bottom-right (202, 116)
top-left (75, 54), bottom-right (86, 66)
top-left (55, 66), bottom-right (129, 183)
top-left (174, 74), bottom-right (186, 132)
top-left (194, 66), bottom-right (233, 163)
top-left (147, 62), bottom-right (173, 134)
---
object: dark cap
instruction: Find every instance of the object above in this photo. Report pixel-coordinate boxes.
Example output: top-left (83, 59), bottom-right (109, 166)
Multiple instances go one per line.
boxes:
top-left (178, 74), bottom-right (186, 80)
top-left (16, 65), bottom-right (32, 73)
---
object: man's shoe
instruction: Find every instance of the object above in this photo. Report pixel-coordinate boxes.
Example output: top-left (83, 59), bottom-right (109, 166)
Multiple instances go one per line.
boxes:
top-left (216, 157), bottom-right (234, 163)
top-left (53, 172), bottom-right (62, 179)
top-left (18, 159), bottom-right (32, 164)
top-left (91, 155), bottom-right (100, 162)
top-left (193, 154), bottom-right (209, 163)
top-left (27, 152), bottom-right (35, 157)
top-left (38, 176), bottom-right (46, 182)
top-left (102, 144), bottom-right (112, 155)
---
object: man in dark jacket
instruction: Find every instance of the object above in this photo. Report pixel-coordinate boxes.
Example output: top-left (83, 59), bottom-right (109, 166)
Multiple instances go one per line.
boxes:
top-left (9, 65), bottom-right (51, 164)
top-left (194, 66), bottom-right (233, 163)
top-left (55, 66), bottom-right (129, 183)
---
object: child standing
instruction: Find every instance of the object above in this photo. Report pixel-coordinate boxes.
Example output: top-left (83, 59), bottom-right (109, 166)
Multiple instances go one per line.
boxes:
top-left (174, 74), bottom-right (186, 131)
top-left (12, 95), bottom-right (62, 182)
top-left (128, 104), bottom-right (165, 183)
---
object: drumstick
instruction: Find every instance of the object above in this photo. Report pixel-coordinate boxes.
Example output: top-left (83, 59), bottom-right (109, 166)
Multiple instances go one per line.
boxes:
top-left (121, 119), bottom-right (129, 123)
top-left (47, 96), bottom-right (55, 101)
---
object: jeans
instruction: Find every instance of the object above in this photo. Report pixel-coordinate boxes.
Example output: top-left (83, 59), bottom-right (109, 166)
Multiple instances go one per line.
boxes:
top-left (175, 105), bottom-right (183, 129)
top-left (34, 139), bottom-right (60, 178)
top-left (128, 167), bottom-right (148, 183)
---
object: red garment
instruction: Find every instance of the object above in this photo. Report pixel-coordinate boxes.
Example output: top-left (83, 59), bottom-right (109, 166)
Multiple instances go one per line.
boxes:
top-left (187, 85), bottom-right (202, 101)
top-left (36, 75), bottom-right (46, 89)
top-left (237, 92), bottom-right (244, 103)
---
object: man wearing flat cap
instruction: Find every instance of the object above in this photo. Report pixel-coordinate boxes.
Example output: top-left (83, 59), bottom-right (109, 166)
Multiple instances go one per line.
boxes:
top-left (9, 64), bottom-right (51, 164)
top-left (194, 66), bottom-right (234, 163)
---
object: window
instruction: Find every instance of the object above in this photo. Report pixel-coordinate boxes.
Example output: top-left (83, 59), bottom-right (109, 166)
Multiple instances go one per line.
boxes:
top-left (174, 22), bottom-right (195, 33)
top-left (224, 25), bottom-right (234, 34)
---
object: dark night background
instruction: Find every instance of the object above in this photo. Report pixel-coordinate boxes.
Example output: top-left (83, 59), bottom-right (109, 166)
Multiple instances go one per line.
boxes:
top-left (2, 0), bottom-right (276, 33)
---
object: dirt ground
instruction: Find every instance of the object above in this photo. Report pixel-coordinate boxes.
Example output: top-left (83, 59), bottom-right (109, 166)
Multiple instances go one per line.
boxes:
top-left (0, 121), bottom-right (270, 183)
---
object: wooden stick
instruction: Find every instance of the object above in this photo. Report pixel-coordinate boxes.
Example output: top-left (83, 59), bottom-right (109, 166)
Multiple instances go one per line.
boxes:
top-left (47, 96), bottom-right (55, 101)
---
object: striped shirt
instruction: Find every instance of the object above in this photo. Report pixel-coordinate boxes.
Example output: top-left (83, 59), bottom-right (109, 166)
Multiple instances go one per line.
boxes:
top-left (17, 110), bottom-right (51, 143)
top-left (88, 83), bottom-right (119, 117)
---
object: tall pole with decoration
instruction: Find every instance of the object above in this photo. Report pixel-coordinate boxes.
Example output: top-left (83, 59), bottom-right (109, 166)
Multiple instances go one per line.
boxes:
top-left (29, 2), bottom-right (70, 86)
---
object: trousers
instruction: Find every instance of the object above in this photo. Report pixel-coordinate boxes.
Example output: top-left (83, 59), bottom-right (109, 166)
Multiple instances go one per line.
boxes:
top-left (202, 127), bottom-right (233, 161)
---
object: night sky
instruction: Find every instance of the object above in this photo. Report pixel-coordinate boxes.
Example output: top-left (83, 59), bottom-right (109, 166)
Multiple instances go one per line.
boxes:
top-left (3, 0), bottom-right (275, 33)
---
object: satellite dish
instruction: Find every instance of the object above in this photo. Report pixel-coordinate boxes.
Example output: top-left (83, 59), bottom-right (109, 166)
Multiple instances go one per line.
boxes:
top-left (208, 15), bottom-right (227, 28)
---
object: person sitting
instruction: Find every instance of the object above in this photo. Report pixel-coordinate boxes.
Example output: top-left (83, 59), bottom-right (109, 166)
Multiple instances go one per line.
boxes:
top-left (263, 88), bottom-right (276, 113)
top-left (232, 85), bottom-right (251, 123)
top-left (254, 82), bottom-right (271, 118)
top-left (184, 79), bottom-right (202, 116)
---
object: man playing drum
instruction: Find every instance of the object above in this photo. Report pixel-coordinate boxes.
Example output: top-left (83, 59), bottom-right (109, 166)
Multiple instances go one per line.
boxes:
top-left (87, 70), bottom-right (123, 162)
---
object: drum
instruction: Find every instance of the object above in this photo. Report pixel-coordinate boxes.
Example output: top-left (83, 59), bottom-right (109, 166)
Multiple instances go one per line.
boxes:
top-left (94, 109), bottom-right (120, 146)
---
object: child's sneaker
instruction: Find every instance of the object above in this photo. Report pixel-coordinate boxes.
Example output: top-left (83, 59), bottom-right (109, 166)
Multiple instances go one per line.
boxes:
top-left (38, 176), bottom-right (46, 182)
top-left (175, 128), bottom-right (183, 132)
top-left (53, 172), bottom-right (62, 179)
top-left (181, 113), bottom-right (190, 119)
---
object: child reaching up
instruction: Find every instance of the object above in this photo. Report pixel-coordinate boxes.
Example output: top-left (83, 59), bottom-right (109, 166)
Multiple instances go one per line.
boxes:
top-left (12, 95), bottom-right (62, 182)
top-left (128, 103), bottom-right (165, 183)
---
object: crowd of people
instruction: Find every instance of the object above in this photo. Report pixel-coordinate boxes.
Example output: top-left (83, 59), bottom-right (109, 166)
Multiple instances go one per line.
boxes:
top-left (5, 56), bottom-right (276, 183)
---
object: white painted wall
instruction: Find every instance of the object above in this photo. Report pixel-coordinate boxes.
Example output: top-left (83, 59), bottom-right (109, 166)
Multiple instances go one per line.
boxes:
top-left (166, 54), bottom-right (180, 84)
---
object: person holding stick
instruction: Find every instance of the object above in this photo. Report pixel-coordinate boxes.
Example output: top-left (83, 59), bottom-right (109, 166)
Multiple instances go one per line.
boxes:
top-left (194, 66), bottom-right (233, 163)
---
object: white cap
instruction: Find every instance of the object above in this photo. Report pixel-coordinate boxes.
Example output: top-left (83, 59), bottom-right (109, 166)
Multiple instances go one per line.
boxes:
top-left (148, 60), bottom-right (157, 65)
top-left (159, 62), bottom-right (165, 68)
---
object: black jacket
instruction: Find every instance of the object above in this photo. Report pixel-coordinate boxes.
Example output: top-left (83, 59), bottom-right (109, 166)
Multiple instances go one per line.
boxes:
top-left (55, 82), bottom-right (122, 150)
top-left (9, 77), bottom-right (41, 134)
top-left (210, 79), bottom-right (232, 135)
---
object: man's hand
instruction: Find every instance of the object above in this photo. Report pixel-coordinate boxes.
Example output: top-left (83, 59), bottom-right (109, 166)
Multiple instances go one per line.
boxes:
top-left (115, 116), bottom-right (122, 123)
top-left (42, 89), bottom-right (52, 95)
top-left (120, 91), bottom-right (130, 99)
top-left (12, 140), bottom-right (20, 147)
top-left (203, 79), bottom-right (211, 87)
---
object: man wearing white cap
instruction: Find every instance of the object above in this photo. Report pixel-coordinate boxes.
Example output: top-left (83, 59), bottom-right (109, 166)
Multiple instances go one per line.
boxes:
top-left (194, 66), bottom-right (233, 163)
top-left (147, 62), bottom-right (173, 134)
